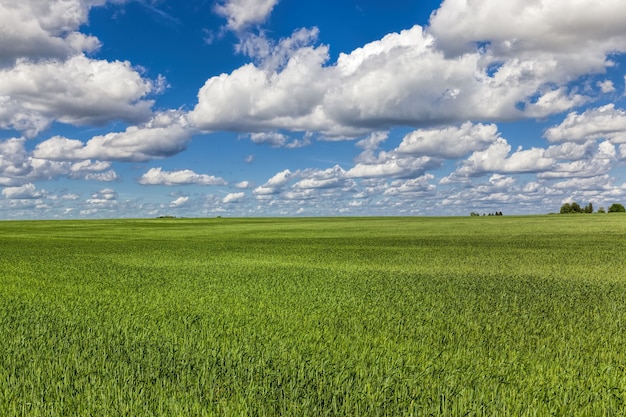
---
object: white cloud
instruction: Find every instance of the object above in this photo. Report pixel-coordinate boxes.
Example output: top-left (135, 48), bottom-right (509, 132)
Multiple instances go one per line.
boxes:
top-left (544, 104), bottom-right (626, 143)
top-left (544, 141), bottom-right (595, 160)
top-left (397, 122), bottom-right (499, 158)
top-left (138, 167), bottom-right (227, 186)
top-left (0, 0), bottom-right (113, 66)
top-left (0, 54), bottom-right (159, 137)
top-left (429, 0), bottom-right (626, 58)
top-left (538, 141), bottom-right (617, 179)
top-left (223, 192), bottom-right (246, 203)
top-left (34, 111), bottom-right (193, 162)
top-left (190, 13), bottom-right (619, 138)
top-left (382, 174), bottom-right (436, 196)
top-left (253, 169), bottom-right (293, 195)
top-left (249, 131), bottom-right (310, 148)
top-left (2, 183), bottom-right (44, 199)
top-left (0, 137), bottom-right (115, 186)
top-left (235, 181), bottom-right (252, 189)
top-left (189, 35), bottom-right (337, 135)
top-left (346, 156), bottom-right (434, 179)
top-left (214, 0), bottom-right (279, 32)
top-left (169, 196), bottom-right (189, 207)
top-left (450, 138), bottom-right (554, 178)
top-left (85, 170), bottom-right (118, 182)
top-left (87, 188), bottom-right (118, 204)
top-left (293, 166), bottom-right (353, 190)
top-left (598, 80), bottom-right (616, 93)
top-left (552, 175), bottom-right (613, 191)
top-left (355, 131), bottom-right (388, 163)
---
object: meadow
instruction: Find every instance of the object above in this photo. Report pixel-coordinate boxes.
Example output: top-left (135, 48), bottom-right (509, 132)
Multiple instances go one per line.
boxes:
top-left (1, 215), bottom-right (625, 416)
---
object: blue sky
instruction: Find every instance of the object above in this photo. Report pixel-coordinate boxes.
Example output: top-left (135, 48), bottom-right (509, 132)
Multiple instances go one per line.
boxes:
top-left (2, 0), bottom-right (626, 219)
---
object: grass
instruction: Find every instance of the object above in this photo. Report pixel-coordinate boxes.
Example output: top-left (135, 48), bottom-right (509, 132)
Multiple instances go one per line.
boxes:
top-left (1, 215), bottom-right (626, 415)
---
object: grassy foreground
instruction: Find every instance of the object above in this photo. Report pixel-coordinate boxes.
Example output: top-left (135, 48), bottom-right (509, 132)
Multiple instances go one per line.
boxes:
top-left (1, 215), bottom-right (626, 416)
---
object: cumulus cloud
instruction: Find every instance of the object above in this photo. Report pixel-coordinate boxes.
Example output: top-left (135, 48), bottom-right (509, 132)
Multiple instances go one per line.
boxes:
top-left (87, 188), bottom-right (118, 204)
top-left (169, 196), bottom-right (189, 207)
top-left (0, 55), bottom-right (160, 137)
top-left (235, 181), bottom-right (252, 189)
top-left (0, 137), bottom-right (115, 186)
top-left (538, 141), bottom-right (617, 179)
top-left (223, 192), bottom-right (246, 203)
top-left (214, 0), bottom-right (278, 32)
top-left (293, 165), bottom-right (354, 190)
top-left (382, 174), bottom-right (436, 196)
top-left (188, 31), bottom-right (337, 135)
top-left (397, 122), bottom-right (499, 158)
top-left (253, 169), bottom-right (293, 195)
top-left (190, 10), bottom-right (620, 138)
top-left (552, 175), bottom-right (613, 191)
top-left (598, 80), bottom-right (616, 94)
top-left (429, 0), bottom-right (626, 58)
top-left (346, 156), bottom-right (435, 179)
top-left (2, 183), bottom-right (44, 199)
top-left (0, 0), bottom-right (115, 66)
top-left (138, 167), bottom-right (226, 186)
top-left (34, 111), bottom-right (193, 162)
top-left (448, 138), bottom-right (554, 179)
top-left (249, 131), bottom-right (310, 148)
top-left (544, 104), bottom-right (626, 144)
top-left (355, 131), bottom-right (388, 163)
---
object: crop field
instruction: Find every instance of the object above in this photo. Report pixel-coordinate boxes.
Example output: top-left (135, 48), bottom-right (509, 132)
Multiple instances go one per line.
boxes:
top-left (1, 215), bottom-right (626, 416)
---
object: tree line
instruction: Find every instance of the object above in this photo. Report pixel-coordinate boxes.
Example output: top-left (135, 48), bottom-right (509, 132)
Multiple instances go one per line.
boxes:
top-left (560, 202), bottom-right (625, 214)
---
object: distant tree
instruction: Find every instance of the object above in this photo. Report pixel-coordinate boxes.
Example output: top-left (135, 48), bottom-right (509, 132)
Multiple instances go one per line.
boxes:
top-left (470, 212), bottom-right (480, 216)
top-left (608, 203), bottom-right (626, 213)
top-left (598, 206), bottom-right (606, 214)
top-left (561, 202), bottom-right (592, 214)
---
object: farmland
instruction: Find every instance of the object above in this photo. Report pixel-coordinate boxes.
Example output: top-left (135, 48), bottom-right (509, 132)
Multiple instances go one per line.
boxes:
top-left (1, 215), bottom-right (626, 416)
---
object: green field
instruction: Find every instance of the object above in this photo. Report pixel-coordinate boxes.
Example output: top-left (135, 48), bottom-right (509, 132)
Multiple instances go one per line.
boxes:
top-left (1, 215), bottom-right (626, 416)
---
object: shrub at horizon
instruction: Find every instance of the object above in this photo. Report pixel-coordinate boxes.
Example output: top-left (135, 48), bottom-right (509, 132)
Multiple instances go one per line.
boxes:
top-left (608, 203), bottom-right (626, 212)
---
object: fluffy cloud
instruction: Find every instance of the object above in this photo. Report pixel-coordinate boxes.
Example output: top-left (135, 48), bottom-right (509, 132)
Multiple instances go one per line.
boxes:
top-left (293, 166), bottom-right (354, 190)
top-left (0, 0), bottom-right (116, 66)
top-left (138, 167), bottom-right (226, 186)
top-left (235, 181), bottom-right (252, 189)
top-left (0, 137), bottom-right (115, 186)
top-left (354, 132), bottom-right (388, 163)
top-left (189, 33), bottom-right (336, 135)
top-left (223, 192), bottom-right (246, 203)
top-left (169, 196), bottom-right (189, 207)
top-left (449, 138), bottom-right (554, 179)
top-left (253, 169), bottom-right (294, 195)
top-left (429, 0), bottom-right (626, 58)
top-left (382, 174), bottom-right (436, 196)
top-left (552, 175), bottom-right (613, 191)
top-left (397, 122), bottom-right (499, 158)
top-left (544, 104), bottom-right (626, 143)
top-left (0, 55), bottom-right (160, 137)
top-left (0, 0), bottom-right (164, 138)
top-left (2, 183), bottom-right (44, 199)
top-left (249, 131), bottom-right (310, 148)
top-left (214, 0), bottom-right (278, 31)
top-left (346, 156), bottom-right (434, 179)
top-left (538, 141), bottom-right (617, 179)
top-left (87, 188), bottom-right (117, 204)
top-left (190, 11), bottom-right (620, 138)
top-left (34, 111), bottom-right (192, 162)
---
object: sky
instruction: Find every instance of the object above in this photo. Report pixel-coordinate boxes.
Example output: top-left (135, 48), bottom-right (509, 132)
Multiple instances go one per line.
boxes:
top-left (2, 0), bottom-right (626, 219)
